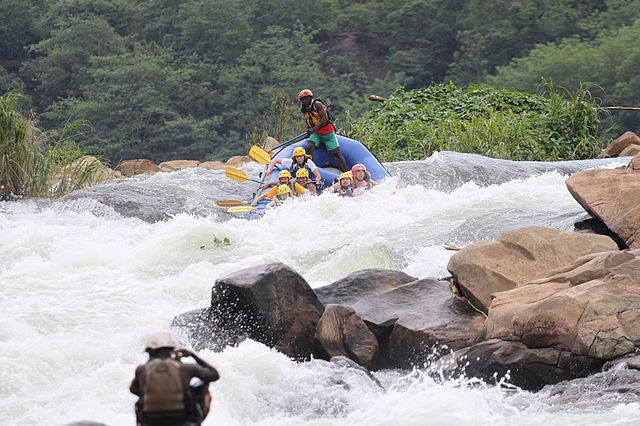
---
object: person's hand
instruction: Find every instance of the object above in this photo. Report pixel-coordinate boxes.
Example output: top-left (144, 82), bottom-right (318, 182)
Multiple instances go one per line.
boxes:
top-left (306, 129), bottom-right (313, 137)
top-left (173, 349), bottom-right (193, 358)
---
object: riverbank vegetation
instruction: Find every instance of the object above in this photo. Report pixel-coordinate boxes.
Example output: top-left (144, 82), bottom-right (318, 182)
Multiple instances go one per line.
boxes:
top-left (2, 0), bottom-right (640, 164)
top-left (349, 82), bottom-right (603, 162)
top-left (0, 93), bottom-right (103, 199)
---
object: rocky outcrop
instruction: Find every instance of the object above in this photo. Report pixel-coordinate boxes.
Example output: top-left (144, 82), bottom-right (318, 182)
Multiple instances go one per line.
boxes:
top-left (316, 271), bottom-right (485, 369)
top-left (447, 227), bottom-right (618, 313)
top-left (119, 155), bottom-right (251, 176)
top-left (440, 249), bottom-right (640, 390)
top-left (159, 159), bottom-right (200, 172)
top-left (313, 305), bottom-right (379, 368)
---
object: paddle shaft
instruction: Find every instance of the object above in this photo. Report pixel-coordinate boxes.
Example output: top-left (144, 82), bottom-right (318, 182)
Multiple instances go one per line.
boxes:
top-left (269, 132), bottom-right (307, 152)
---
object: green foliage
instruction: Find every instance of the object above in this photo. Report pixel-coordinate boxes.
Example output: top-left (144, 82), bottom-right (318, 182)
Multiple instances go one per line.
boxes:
top-left (485, 18), bottom-right (640, 139)
top-left (0, 93), bottom-right (99, 199)
top-left (348, 82), bottom-right (604, 162)
top-left (4, 0), bottom-right (640, 164)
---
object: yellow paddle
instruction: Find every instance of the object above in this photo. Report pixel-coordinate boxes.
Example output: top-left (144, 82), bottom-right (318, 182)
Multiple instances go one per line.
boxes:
top-left (216, 199), bottom-right (247, 207)
top-left (225, 167), bottom-right (264, 184)
top-left (227, 206), bottom-right (257, 213)
top-left (248, 132), bottom-right (307, 164)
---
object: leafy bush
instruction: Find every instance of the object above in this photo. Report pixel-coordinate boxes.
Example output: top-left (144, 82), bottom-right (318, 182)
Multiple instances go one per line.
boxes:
top-left (347, 81), bottom-right (605, 162)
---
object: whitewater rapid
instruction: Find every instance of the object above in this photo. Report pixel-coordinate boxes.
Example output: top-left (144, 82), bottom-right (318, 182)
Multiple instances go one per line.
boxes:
top-left (2, 152), bottom-right (639, 425)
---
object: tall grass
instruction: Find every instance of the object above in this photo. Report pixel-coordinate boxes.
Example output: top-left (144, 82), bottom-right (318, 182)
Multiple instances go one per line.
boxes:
top-left (347, 82), bottom-right (606, 162)
top-left (0, 93), bottom-right (106, 200)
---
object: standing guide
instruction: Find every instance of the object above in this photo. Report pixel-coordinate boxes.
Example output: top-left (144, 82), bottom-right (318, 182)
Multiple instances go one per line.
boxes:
top-left (299, 89), bottom-right (349, 172)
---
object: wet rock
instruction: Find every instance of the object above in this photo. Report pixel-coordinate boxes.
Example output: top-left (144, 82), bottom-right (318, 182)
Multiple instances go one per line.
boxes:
top-left (566, 162), bottom-right (640, 248)
top-left (447, 226), bottom-right (618, 313)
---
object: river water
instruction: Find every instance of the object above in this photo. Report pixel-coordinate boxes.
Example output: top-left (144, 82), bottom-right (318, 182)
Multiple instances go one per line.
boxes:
top-left (2, 151), bottom-right (639, 425)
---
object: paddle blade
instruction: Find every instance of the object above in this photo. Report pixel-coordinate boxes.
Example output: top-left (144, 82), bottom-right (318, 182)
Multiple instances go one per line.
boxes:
top-left (225, 166), bottom-right (250, 182)
top-left (248, 145), bottom-right (272, 165)
top-left (216, 199), bottom-right (246, 207)
top-left (227, 206), bottom-right (257, 213)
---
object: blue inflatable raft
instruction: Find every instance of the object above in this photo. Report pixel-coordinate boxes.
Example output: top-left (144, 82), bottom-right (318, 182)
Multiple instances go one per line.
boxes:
top-left (248, 135), bottom-right (390, 216)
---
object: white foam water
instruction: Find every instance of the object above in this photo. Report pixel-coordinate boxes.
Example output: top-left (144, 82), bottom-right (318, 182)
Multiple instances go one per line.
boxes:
top-left (2, 153), bottom-right (639, 425)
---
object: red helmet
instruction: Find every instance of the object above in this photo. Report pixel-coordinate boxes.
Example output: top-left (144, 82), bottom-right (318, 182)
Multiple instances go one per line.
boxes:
top-left (298, 89), bottom-right (313, 99)
top-left (351, 164), bottom-right (366, 176)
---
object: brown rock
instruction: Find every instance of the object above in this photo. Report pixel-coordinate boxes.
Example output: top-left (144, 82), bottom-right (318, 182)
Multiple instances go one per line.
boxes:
top-left (482, 249), bottom-right (640, 359)
top-left (158, 159), bottom-right (200, 172)
top-left (566, 167), bottom-right (640, 248)
top-left (225, 155), bottom-right (251, 168)
top-left (619, 145), bottom-right (640, 157)
top-left (597, 131), bottom-right (640, 158)
top-left (447, 227), bottom-right (617, 313)
top-left (313, 304), bottom-right (379, 367)
top-left (119, 159), bottom-right (160, 176)
top-left (208, 263), bottom-right (324, 360)
top-left (317, 271), bottom-right (485, 369)
top-left (198, 161), bottom-right (226, 170)
top-left (435, 339), bottom-right (602, 391)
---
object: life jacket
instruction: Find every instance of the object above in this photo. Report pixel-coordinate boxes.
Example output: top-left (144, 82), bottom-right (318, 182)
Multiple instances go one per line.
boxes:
top-left (302, 98), bottom-right (334, 134)
top-left (354, 171), bottom-right (374, 190)
top-left (143, 358), bottom-right (185, 414)
top-left (289, 161), bottom-right (311, 178)
top-left (337, 185), bottom-right (354, 198)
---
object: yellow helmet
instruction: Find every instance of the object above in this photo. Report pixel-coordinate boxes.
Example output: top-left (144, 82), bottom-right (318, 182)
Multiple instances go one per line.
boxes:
top-left (292, 147), bottom-right (307, 157)
top-left (277, 184), bottom-right (292, 196)
top-left (298, 89), bottom-right (313, 99)
top-left (339, 172), bottom-right (352, 182)
top-left (296, 168), bottom-right (309, 178)
top-left (278, 170), bottom-right (291, 179)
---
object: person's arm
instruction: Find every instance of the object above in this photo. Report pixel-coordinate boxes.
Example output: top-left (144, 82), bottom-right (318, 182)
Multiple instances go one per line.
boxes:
top-left (263, 158), bottom-right (283, 178)
top-left (129, 365), bottom-right (144, 396)
top-left (252, 186), bottom-right (277, 206)
top-left (251, 192), bottom-right (267, 207)
top-left (174, 349), bottom-right (220, 383)
top-left (259, 179), bottom-right (278, 190)
top-left (307, 160), bottom-right (322, 181)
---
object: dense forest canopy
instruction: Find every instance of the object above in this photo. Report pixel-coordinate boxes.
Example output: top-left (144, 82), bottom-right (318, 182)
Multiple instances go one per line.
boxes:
top-left (2, 0), bottom-right (640, 164)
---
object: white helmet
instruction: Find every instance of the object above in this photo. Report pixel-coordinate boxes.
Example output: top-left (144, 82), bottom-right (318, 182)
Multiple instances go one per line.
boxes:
top-left (145, 330), bottom-right (176, 350)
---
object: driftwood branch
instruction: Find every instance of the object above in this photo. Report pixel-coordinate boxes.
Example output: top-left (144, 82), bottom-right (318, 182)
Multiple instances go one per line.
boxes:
top-left (597, 106), bottom-right (640, 111)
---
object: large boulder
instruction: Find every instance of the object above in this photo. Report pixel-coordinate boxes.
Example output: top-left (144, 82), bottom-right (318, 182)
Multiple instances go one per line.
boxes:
top-left (597, 131), bottom-right (640, 158)
top-left (438, 249), bottom-right (640, 391)
top-left (566, 161), bottom-right (640, 248)
top-left (316, 269), bottom-right (485, 369)
top-left (315, 268), bottom-right (417, 305)
top-left (447, 227), bottom-right (618, 313)
top-left (481, 249), bottom-right (640, 358)
top-left (173, 263), bottom-right (324, 360)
